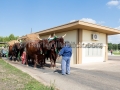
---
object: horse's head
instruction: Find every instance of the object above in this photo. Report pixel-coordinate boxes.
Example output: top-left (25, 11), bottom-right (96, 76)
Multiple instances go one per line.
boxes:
top-left (46, 39), bottom-right (55, 50)
top-left (20, 42), bottom-right (25, 49)
top-left (13, 43), bottom-right (20, 50)
top-left (39, 39), bottom-right (48, 53)
top-left (55, 37), bottom-right (64, 50)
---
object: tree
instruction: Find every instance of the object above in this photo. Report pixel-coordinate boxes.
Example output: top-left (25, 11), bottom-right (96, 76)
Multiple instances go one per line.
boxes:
top-left (0, 34), bottom-right (19, 47)
top-left (9, 34), bottom-right (15, 41)
top-left (108, 43), bottom-right (113, 51)
top-left (118, 43), bottom-right (120, 50)
top-left (112, 44), bottom-right (118, 50)
top-left (115, 44), bottom-right (118, 50)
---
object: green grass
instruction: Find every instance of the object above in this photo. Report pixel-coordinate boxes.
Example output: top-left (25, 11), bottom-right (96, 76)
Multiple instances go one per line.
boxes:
top-left (0, 59), bottom-right (56, 90)
top-left (113, 51), bottom-right (120, 55)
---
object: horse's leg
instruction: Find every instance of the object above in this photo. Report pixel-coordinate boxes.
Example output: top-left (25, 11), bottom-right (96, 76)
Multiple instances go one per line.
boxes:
top-left (10, 53), bottom-right (13, 61)
top-left (10, 55), bottom-right (12, 60)
top-left (40, 56), bottom-right (44, 68)
top-left (42, 55), bottom-right (46, 65)
top-left (52, 53), bottom-right (57, 68)
top-left (50, 57), bottom-right (53, 68)
top-left (16, 53), bottom-right (18, 62)
top-left (11, 53), bottom-right (13, 61)
top-left (53, 59), bottom-right (56, 67)
top-left (34, 55), bottom-right (38, 68)
top-left (41, 55), bottom-right (45, 66)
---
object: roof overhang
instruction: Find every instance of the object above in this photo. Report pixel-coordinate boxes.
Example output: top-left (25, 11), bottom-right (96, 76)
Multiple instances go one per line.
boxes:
top-left (36, 20), bottom-right (120, 36)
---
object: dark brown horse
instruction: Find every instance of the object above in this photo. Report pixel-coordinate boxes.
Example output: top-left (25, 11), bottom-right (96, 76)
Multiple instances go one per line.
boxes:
top-left (8, 43), bottom-right (20, 61)
top-left (46, 37), bottom-right (64, 68)
top-left (25, 39), bottom-right (48, 68)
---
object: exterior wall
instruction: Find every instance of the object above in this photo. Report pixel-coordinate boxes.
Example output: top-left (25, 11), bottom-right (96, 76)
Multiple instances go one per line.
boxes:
top-left (81, 30), bottom-right (106, 63)
top-left (40, 30), bottom-right (78, 65)
top-left (77, 29), bottom-right (82, 64)
top-left (105, 35), bottom-right (108, 62)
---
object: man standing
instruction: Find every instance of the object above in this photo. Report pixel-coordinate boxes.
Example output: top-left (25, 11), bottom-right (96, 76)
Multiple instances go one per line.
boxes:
top-left (57, 41), bottom-right (72, 75)
top-left (110, 49), bottom-right (113, 55)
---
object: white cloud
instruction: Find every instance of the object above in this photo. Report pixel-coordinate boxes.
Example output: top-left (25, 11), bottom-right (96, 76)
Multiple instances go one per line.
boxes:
top-left (80, 18), bottom-right (96, 24)
top-left (107, 0), bottom-right (120, 6)
top-left (108, 34), bottom-right (120, 43)
top-left (80, 18), bottom-right (105, 25)
top-left (107, 0), bottom-right (120, 9)
top-left (109, 25), bottom-right (120, 43)
top-left (115, 26), bottom-right (120, 29)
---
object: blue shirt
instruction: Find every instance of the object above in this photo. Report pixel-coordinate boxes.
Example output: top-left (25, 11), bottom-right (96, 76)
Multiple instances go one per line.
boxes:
top-left (58, 46), bottom-right (72, 57)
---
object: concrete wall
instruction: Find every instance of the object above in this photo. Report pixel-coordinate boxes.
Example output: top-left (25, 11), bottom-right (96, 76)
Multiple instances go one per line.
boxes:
top-left (82, 30), bottom-right (106, 63)
top-left (40, 30), bottom-right (77, 65)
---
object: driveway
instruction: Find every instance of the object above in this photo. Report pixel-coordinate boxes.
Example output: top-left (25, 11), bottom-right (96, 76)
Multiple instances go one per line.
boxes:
top-left (3, 56), bottom-right (120, 90)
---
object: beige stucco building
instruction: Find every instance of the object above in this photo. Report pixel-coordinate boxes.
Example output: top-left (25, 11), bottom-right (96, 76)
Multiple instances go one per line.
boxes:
top-left (32, 20), bottom-right (120, 65)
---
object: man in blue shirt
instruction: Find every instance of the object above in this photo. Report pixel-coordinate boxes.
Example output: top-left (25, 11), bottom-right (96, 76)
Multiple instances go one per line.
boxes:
top-left (57, 41), bottom-right (72, 75)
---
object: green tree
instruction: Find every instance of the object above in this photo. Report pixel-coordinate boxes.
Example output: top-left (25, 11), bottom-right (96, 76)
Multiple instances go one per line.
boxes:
top-left (0, 36), bottom-right (3, 42)
top-left (108, 43), bottom-right (113, 51)
top-left (0, 34), bottom-right (19, 47)
top-left (115, 44), bottom-right (118, 50)
top-left (9, 34), bottom-right (15, 41)
top-left (112, 44), bottom-right (118, 50)
top-left (112, 44), bottom-right (115, 50)
top-left (118, 43), bottom-right (120, 50)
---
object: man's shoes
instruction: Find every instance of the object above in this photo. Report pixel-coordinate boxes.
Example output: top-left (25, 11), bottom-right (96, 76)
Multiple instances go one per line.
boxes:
top-left (66, 73), bottom-right (70, 75)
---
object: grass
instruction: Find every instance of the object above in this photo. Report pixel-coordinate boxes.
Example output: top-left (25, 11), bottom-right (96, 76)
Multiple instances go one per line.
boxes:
top-left (113, 50), bottom-right (120, 55)
top-left (0, 59), bottom-right (56, 90)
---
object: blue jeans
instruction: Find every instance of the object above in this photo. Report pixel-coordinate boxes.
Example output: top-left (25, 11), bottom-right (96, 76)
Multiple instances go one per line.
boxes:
top-left (61, 57), bottom-right (71, 75)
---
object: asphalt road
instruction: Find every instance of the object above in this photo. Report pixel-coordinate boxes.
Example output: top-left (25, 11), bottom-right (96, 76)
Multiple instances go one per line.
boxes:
top-left (3, 56), bottom-right (120, 90)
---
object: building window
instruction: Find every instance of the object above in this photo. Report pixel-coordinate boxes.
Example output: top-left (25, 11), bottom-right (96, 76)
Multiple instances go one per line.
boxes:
top-left (85, 47), bottom-right (102, 57)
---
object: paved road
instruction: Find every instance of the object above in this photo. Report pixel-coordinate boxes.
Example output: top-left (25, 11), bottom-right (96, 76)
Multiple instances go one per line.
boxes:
top-left (3, 56), bottom-right (120, 90)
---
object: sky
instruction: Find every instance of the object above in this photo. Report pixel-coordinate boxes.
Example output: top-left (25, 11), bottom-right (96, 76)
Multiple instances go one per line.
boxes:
top-left (0, 0), bottom-right (120, 43)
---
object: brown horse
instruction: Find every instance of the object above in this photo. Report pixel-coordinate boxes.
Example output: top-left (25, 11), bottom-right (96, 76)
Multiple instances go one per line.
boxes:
top-left (46, 37), bottom-right (64, 68)
top-left (8, 45), bottom-right (14, 60)
top-left (8, 43), bottom-right (21, 61)
top-left (25, 39), bottom-right (48, 68)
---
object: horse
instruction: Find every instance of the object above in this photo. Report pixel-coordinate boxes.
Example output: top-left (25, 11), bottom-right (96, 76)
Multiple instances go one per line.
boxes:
top-left (25, 40), bottom-right (48, 68)
top-left (8, 43), bottom-right (20, 61)
top-left (46, 37), bottom-right (64, 68)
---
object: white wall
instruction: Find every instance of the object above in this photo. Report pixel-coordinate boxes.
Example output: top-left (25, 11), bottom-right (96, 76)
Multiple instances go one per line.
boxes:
top-left (40, 30), bottom-right (77, 65)
top-left (82, 30), bottom-right (106, 63)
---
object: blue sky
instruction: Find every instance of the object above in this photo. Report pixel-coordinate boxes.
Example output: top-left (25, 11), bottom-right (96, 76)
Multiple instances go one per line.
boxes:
top-left (0, 0), bottom-right (120, 43)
